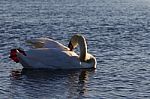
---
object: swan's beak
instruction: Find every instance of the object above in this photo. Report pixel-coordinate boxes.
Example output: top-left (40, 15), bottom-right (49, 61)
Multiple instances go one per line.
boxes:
top-left (68, 41), bottom-right (73, 51)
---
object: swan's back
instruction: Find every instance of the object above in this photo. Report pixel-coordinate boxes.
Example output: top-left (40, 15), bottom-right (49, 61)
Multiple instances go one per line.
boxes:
top-left (27, 38), bottom-right (69, 50)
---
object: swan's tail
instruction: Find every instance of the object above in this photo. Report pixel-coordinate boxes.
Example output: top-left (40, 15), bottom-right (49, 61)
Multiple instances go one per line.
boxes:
top-left (9, 48), bottom-right (26, 63)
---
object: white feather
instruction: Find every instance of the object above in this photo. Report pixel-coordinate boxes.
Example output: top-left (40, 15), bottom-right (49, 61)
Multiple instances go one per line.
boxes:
top-left (26, 38), bottom-right (69, 51)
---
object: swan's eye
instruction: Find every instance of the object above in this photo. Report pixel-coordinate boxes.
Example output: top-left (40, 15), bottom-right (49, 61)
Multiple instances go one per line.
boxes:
top-left (68, 41), bottom-right (73, 51)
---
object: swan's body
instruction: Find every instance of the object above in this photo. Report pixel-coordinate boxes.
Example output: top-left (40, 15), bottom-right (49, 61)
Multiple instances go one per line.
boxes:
top-left (10, 35), bottom-right (97, 69)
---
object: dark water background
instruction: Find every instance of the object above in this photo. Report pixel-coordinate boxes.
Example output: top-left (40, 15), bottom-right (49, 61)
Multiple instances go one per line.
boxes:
top-left (1, 0), bottom-right (150, 98)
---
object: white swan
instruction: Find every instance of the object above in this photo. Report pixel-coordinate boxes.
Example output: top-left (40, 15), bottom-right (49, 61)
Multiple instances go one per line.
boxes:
top-left (9, 35), bottom-right (97, 69)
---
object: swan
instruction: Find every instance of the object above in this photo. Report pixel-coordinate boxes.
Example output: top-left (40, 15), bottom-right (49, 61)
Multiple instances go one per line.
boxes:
top-left (9, 35), bottom-right (97, 69)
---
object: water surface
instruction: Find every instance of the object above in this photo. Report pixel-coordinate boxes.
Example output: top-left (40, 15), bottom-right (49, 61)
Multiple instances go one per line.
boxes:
top-left (1, 0), bottom-right (150, 98)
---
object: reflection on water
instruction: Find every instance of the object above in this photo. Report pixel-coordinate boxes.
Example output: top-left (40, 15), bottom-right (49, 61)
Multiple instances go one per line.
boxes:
top-left (9, 69), bottom-right (95, 99)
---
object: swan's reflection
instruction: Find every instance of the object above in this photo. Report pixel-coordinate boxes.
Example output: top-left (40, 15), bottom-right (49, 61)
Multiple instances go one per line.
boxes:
top-left (67, 69), bottom-right (94, 99)
top-left (10, 68), bottom-right (95, 98)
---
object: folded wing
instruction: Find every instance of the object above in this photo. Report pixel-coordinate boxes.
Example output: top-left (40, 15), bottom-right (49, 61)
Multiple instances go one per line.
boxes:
top-left (26, 38), bottom-right (69, 51)
top-left (17, 48), bottom-right (80, 69)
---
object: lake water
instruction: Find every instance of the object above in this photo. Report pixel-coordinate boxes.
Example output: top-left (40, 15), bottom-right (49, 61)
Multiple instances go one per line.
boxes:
top-left (1, 0), bottom-right (150, 98)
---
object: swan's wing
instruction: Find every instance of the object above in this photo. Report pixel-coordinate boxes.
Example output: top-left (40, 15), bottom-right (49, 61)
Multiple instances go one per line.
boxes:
top-left (26, 38), bottom-right (69, 51)
top-left (17, 48), bottom-right (80, 69)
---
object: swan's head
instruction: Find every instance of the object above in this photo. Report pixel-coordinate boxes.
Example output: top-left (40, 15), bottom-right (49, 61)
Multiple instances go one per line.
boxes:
top-left (81, 53), bottom-right (97, 69)
top-left (68, 34), bottom-right (81, 51)
top-left (68, 34), bottom-right (97, 68)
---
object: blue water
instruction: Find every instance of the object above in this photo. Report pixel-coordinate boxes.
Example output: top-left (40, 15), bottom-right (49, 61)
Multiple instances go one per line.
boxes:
top-left (1, 0), bottom-right (150, 98)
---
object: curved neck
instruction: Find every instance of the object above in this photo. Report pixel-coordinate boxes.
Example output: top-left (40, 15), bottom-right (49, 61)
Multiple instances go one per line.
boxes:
top-left (78, 36), bottom-right (87, 62)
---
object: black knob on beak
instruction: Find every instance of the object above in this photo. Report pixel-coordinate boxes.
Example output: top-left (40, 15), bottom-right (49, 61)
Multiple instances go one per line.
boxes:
top-left (68, 41), bottom-right (73, 51)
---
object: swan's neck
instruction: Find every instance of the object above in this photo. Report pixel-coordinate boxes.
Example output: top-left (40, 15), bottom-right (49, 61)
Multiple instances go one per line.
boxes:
top-left (78, 36), bottom-right (87, 62)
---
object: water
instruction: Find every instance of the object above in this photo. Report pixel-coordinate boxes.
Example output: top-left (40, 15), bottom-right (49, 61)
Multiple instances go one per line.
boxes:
top-left (1, 0), bottom-right (150, 98)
